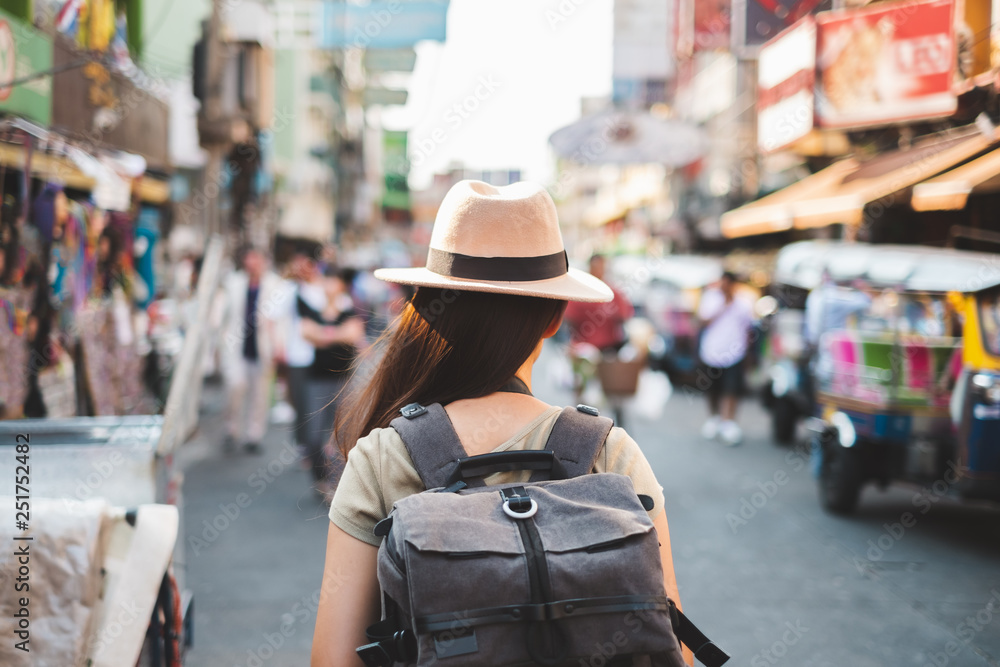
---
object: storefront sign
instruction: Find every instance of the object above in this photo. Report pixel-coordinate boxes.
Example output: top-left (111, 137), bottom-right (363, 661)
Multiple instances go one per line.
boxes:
top-left (51, 39), bottom-right (169, 169)
top-left (364, 48), bottom-right (417, 73)
top-left (815, 0), bottom-right (956, 129)
top-left (677, 0), bottom-right (731, 55)
top-left (0, 9), bottom-right (53, 125)
top-left (613, 0), bottom-right (672, 79)
top-left (363, 87), bottom-right (408, 106)
top-left (758, 17), bottom-right (816, 152)
top-left (382, 130), bottom-right (409, 211)
top-left (731, 0), bottom-right (830, 56)
top-left (320, 1), bottom-right (449, 50)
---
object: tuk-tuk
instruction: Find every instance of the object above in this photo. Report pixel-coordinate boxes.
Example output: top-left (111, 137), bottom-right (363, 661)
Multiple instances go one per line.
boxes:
top-left (806, 244), bottom-right (1000, 514)
top-left (761, 241), bottom-right (872, 445)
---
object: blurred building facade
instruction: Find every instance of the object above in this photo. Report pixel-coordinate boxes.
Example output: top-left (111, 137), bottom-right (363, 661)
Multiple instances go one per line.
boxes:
top-left (709, 0), bottom-right (1000, 253)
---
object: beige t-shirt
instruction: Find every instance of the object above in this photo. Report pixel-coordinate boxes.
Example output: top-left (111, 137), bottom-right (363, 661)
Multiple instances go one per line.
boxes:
top-left (329, 406), bottom-right (666, 546)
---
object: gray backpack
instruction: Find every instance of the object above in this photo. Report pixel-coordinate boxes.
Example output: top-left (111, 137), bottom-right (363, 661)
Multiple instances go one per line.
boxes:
top-left (357, 403), bottom-right (728, 667)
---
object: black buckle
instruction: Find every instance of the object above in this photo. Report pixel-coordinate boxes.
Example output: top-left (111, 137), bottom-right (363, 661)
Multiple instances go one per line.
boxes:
top-left (694, 642), bottom-right (730, 667)
top-left (400, 403), bottom-right (427, 419)
top-left (357, 642), bottom-right (393, 667)
top-left (373, 516), bottom-right (393, 538)
top-left (576, 404), bottom-right (599, 416)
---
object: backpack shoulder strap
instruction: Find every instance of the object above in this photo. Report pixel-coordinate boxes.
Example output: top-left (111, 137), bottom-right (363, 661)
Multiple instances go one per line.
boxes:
top-left (390, 403), bottom-right (468, 490)
top-left (535, 405), bottom-right (615, 480)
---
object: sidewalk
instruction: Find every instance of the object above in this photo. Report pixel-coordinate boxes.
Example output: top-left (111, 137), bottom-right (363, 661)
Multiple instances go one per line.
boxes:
top-left (177, 382), bottom-right (330, 667)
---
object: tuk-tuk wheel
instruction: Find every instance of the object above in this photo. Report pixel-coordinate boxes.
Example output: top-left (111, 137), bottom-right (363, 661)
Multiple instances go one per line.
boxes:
top-left (817, 429), bottom-right (863, 515)
top-left (771, 398), bottom-right (797, 446)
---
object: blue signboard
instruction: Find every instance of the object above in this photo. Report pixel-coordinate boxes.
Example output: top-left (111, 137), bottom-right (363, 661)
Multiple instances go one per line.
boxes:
top-left (320, 1), bottom-right (449, 49)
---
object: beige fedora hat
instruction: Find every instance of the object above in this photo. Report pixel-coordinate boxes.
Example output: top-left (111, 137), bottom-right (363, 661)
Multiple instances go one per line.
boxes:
top-left (375, 180), bottom-right (613, 302)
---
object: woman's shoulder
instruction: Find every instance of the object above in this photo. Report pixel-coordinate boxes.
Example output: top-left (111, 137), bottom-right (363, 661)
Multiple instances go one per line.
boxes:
top-left (348, 426), bottom-right (423, 495)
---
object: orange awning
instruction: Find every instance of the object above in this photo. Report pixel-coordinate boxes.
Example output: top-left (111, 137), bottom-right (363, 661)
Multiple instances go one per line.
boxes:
top-left (911, 147), bottom-right (1000, 211)
top-left (721, 125), bottom-right (998, 238)
top-left (720, 159), bottom-right (859, 238)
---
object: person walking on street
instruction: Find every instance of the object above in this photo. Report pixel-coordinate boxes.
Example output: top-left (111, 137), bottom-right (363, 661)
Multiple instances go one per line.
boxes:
top-left (563, 254), bottom-right (634, 401)
top-left (221, 246), bottom-right (284, 454)
top-left (698, 271), bottom-right (753, 446)
top-left (284, 252), bottom-right (326, 456)
top-left (311, 180), bottom-right (691, 666)
top-left (564, 254), bottom-right (633, 352)
top-left (298, 266), bottom-right (365, 491)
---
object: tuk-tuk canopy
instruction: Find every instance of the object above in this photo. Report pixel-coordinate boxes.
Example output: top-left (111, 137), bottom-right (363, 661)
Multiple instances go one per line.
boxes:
top-left (774, 242), bottom-right (1000, 293)
top-left (610, 254), bottom-right (724, 290)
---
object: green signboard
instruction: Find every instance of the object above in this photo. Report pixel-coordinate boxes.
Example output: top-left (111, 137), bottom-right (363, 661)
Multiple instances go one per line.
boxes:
top-left (0, 8), bottom-right (52, 125)
top-left (382, 130), bottom-right (410, 211)
top-left (364, 49), bottom-right (417, 73)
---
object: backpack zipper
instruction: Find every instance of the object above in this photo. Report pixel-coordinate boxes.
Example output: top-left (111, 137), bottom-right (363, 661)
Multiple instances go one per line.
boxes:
top-left (515, 514), bottom-right (551, 604)
top-left (505, 487), bottom-right (566, 664)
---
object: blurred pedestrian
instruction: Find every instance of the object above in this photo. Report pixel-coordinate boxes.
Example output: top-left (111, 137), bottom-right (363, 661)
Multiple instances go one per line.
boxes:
top-left (564, 254), bottom-right (633, 352)
top-left (221, 246), bottom-right (284, 454)
top-left (698, 271), bottom-right (753, 446)
top-left (284, 252), bottom-right (325, 456)
top-left (563, 254), bottom-right (634, 401)
top-left (298, 266), bottom-right (365, 490)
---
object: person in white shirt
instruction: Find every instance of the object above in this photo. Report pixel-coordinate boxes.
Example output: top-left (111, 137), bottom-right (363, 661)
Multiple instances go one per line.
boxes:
top-left (284, 252), bottom-right (326, 454)
top-left (221, 247), bottom-right (285, 454)
top-left (697, 272), bottom-right (754, 445)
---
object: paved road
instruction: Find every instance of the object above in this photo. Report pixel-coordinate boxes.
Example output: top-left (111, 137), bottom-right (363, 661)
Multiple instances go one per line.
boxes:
top-left (180, 343), bottom-right (1000, 666)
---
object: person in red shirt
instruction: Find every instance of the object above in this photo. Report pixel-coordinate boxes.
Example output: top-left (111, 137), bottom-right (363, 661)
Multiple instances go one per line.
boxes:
top-left (563, 255), bottom-right (634, 403)
top-left (564, 254), bottom-right (634, 352)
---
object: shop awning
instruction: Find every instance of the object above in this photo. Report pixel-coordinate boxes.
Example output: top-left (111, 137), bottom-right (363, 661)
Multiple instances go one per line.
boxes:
top-left (910, 148), bottom-right (1000, 211)
top-left (721, 125), bottom-right (998, 238)
top-left (0, 143), bottom-right (170, 205)
top-left (719, 158), bottom-right (859, 237)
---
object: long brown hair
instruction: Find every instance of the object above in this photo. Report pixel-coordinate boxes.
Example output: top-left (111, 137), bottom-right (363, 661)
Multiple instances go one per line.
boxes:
top-left (334, 287), bottom-right (567, 455)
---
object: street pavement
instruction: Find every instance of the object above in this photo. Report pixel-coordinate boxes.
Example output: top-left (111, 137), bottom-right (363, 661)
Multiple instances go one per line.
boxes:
top-left (179, 343), bottom-right (1000, 667)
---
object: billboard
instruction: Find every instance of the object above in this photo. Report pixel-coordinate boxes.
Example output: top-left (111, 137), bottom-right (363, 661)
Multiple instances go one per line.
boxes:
top-left (677, 0), bottom-right (731, 55)
top-left (758, 17), bottom-right (816, 153)
top-left (815, 0), bottom-right (956, 129)
top-left (613, 0), bottom-right (672, 79)
top-left (731, 0), bottom-right (831, 56)
top-left (320, 1), bottom-right (449, 50)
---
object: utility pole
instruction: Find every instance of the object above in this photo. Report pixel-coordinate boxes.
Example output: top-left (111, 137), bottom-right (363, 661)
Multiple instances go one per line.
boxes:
top-left (196, 0), bottom-right (230, 243)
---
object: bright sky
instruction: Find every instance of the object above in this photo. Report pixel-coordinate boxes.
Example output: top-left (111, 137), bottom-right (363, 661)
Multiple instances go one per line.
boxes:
top-left (379, 0), bottom-right (613, 190)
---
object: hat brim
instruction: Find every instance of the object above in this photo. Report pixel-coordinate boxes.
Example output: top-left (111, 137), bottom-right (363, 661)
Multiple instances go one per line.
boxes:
top-left (373, 266), bottom-right (614, 303)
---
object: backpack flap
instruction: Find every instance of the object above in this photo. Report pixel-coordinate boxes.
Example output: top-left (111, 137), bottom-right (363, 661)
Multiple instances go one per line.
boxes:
top-left (380, 474), bottom-right (685, 666)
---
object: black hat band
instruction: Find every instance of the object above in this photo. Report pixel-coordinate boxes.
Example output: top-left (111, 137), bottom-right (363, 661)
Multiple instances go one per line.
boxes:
top-left (426, 248), bottom-right (569, 282)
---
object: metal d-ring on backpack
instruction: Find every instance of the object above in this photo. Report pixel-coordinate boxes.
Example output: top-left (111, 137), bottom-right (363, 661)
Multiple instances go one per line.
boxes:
top-left (356, 403), bottom-right (729, 667)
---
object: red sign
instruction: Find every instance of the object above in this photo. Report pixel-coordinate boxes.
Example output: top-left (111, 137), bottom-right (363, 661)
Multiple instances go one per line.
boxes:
top-left (677, 0), bottom-right (731, 55)
top-left (815, 0), bottom-right (956, 129)
top-left (758, 17), bottom-right (817, 153)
